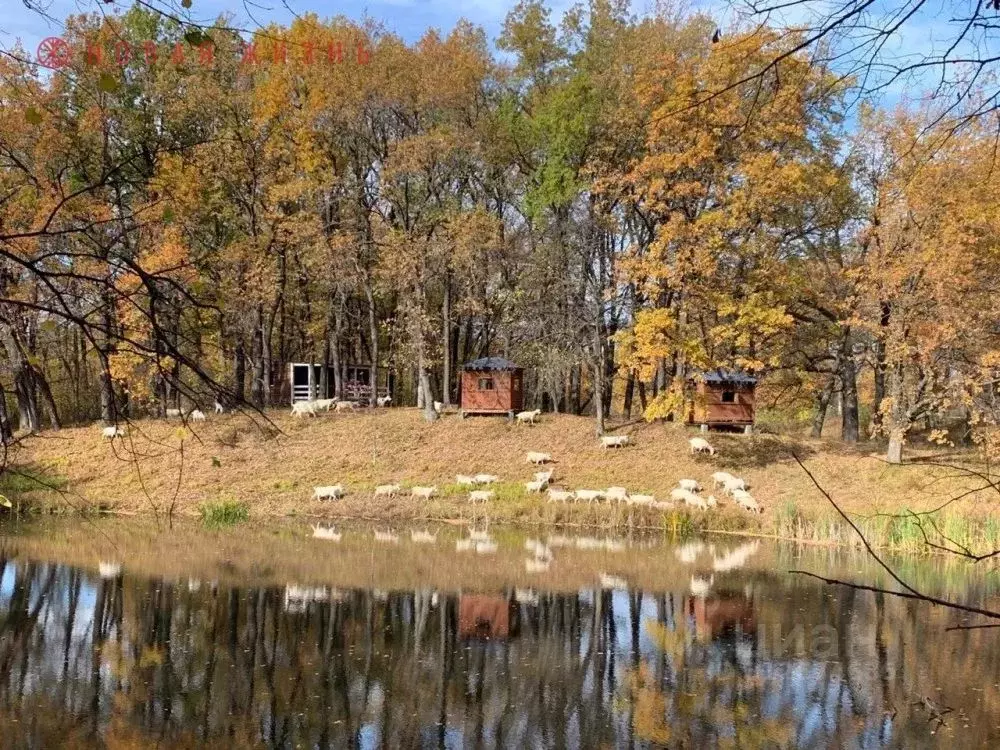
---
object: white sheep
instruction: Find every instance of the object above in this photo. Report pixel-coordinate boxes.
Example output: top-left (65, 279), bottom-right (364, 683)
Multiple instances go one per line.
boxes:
top-left (291, 401), bottom-right (317, 418)
top-left (312, 525), bottom-right (342, 542)
top-left (600, 434), bottom-right (630, 449)
top-left (689, 437), bottom-right (716, 456)
top-left (410, 529), bottom-right (437, 544)
top-left (627, 493), bottom-right (655, 506)
top-left (515, 408), bottom-right (542, 425)
top-left (376, 395), bottom-right (392, 407)
top-left (653, 500), bottom-right (675, 510)
top-left (678, 479), bottom-right (702, 492)
top-left (707, 495), bottom-right (720, 507)
top-left (374, 529), bottom-right (399, 544)
top-left (525, 479), bottom-right (547, 493)
top-left (313, 485), bottom-right (345, 500)
top-left (411, 485), bottom-right (438, 499)
top-left (313, 398), bottom-right (335, 412)
top-left (733, 489), bottom-right (763, 513)
top-left (525, 451), bottom-right (552, 465)
top-left (334, 400), bottom-right (356, 412)
top-left (374, 484), bottom-right (401, 497)
top-left (433, 400), bottom-right (443, 414)
top-left (455, 474), bottom-right (476, 486)
top-left (604, 486), bottom-right (629, 503)
top-left (101, 425), bottom-right (125, 439)
top-left (671, 488), bottom-right (707, 509)
top-left (547, 488), bottom-right (573, 503)
top-left (214, 400), bottom-right (225, 415)
top-left (165, 408), bottom-right (181, 418)
top-left (469, 489), bottom-right (494, 502)
top-left (189, 409), bottom-right (207, 421)
top-left (574, 489), bottom-right (604, 503)
top-left (473, 474), bottom-right (498, 485)
top-left (723, 477), bottom-right (747, 495)
top-left (534, 469), bottom-right (553, 484)
top-left (712, 471), bottom-right (735, 489)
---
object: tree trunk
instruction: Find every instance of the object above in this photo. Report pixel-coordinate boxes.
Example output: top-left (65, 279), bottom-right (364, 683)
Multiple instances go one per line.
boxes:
top-left (872, 302), bottom-right (891, 432)
top-left (886, 365), bottom-right (907, 463)
top-left (250, 305), bottom-right (265, 407)
top-left (366, 283), bottom-right (379, 407)
top-left (0, 381), bottom-right (12, 443)
top-left (623, 371), bottom-right (635, 419)
top-left (442, 275), bottom-right (452, 406)
top-left (233, 338), bottom-right (246, 403)
top-left (418, 344), bottom-right (437, 422)
top-left (810, 374), bottom-right (836, 439)
top-left (841, 347), bottom-right (859, 443)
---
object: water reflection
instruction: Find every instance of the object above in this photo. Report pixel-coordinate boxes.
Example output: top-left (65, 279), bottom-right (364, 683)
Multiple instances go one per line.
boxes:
top-left (0, 532), bottom-right (998, 748)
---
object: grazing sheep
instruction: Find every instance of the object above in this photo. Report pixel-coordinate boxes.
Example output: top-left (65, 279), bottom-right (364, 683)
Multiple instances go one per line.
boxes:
top-left (312, 525), bottom-right (342, 542)
top-left (291, 401), bottom-right (317, 417)
top-left (373, 529), bottom-right (400, 544)
top-left (712, 471), bottom-right (735, 489)
top-left (474, 540), bottom-right (498, 555)
top-left (707, 495), bottom-right (720, 507)
top-left (455, 474), bottom-right (476, 486)
top-left (723, 477), bottom-right (747, 495)
top-left (515, 408), bottom-right (542, 425)
top-left (455, 539), bottom-right (474, 552)
top-left (189, 409), bottom-right (207, 421)
top-left (410, 529), bottom-right (437, 544)
top-left (313, 398), bottom-right (335, 412)
top-left (468, 528), bottom-right (491, 542)
top-left (671, 488), bottom-right (707, 509)
top-left (214, 400), bottom-right (225, 415)
top-left (653, 500), bottom-right (675, 510)
top-left (469, 489), bottom-right (494, 503)
top-left (600, 434), bottom-right (630, 449)
top-left (472, 474), bottom-right (498, 485)
top-left (525, 558), bottom-right (550, 573)
top-left (525, 451), bottom-right (552, 465)
top-left (604, 486), bottom-right (629, 503)
top-left (547, 488), bottom-right (573, 503)
top-left (411, 485), bottom-right (438, 499)
top-left (690, 574), bottom-right (714, 597)
top-left (627, 493), bottom-right (655, 506)
top-left (313, 485), bottom-right (346, 500)
top-left (598, 572), bottom-right (629, 590)
top-left (374, 484), bottom-right (401, 497)
top-left (165, 408), bottom-right (181, 418)
top-left (101, 425), bottom-right (125, 439)
top-left (574, 489), bottom-right (604, 503)
top-left (733, 489), bottom-right (763, 513)
top-left (334, 400), bottom-right (356, 412)
top-left (534, 469), bottom-right (554, 484)
top-left (525, 480), bottom-right (547, 493)
top-left (678, 479), bottom-right (702, 492)
top-left (433, 401), bottom-right (443, 414)
top-left (689, 437), bottom-right (716, 456)
top-left (376, 395), bottom-right (392, 407)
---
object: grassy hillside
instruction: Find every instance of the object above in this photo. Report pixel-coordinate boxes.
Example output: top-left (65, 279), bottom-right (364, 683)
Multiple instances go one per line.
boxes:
top-left (4, 407), bottom-right (998, 550)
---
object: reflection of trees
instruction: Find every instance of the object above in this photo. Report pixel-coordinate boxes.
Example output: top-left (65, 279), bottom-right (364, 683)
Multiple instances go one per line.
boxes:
top-left (0, 564), bottom-right (999, 747)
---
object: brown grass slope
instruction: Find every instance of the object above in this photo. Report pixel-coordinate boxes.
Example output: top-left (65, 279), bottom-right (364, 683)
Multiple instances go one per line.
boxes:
top-left (6, 407), bottom-right (998, 547)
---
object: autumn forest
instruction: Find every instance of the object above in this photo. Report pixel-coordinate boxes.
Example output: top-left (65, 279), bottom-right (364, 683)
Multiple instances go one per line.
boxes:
top-left (2, 0), bottom-right (999, 463)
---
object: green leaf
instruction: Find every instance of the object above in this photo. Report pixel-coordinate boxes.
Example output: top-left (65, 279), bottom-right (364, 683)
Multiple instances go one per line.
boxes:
top-left (24, 107), bottom-right (43, 125)
top-left (97, 73), bottom-right (119, 93)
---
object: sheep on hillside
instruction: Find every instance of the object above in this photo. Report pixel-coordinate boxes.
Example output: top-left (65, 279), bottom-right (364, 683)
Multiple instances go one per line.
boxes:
top-left (678, 479), bottom-right (702, 492)
top-left (214, 400), bottom-right (225, 414)
top-left (469, 489), bottom-right (494, 502)
top-left (689, 437), bottom-right (716, 456)
top-left (473, 474), bottom-right (498, 485)
top-left (627, 493), bottom-right (655, 506)
top-left (377, 395), bottom-right (392, 407)
top-left (604, 486), bottom-right (629, 503)
top-left (546, 489), bottom-right (573, 503)
top-left (411, 486), bottom-right (438, 499)
top-left (189, 409), bottom-right (207, 421)
top-left (374, 484), bottom-right (402, 497)
top-left (534, 469), bottom-right (553, 484)
top-left (515, 409), bottom-right (542, 425)
top-left (600, 434), bottom-right (629, 449)
top-left (102, 425), bottom-right (125, 439)
top-left (723, 477), bottom-right (747, 495)
top-left (313, 485), bottom-right (345, 500)
top-left (525, 451), bottom-right (552, 465)
top-left (712, 471), bottom-right (735, 489)
top-left (455, 474), bottom-right (476, 486)
top-left (291, 401), bottom-right (317, 418)
top-left (574, 489), bottom-right (604, 503)
top-left (525, 479), bottom-right (547, 493)
top-left (334, 400), bottom-right (356, 412)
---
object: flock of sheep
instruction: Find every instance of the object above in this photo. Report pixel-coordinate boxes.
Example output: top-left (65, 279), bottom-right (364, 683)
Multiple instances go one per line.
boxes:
top-left (291, 396), bottom-right (392, 417)
top-left (309, 432), bottom-right (764, 515)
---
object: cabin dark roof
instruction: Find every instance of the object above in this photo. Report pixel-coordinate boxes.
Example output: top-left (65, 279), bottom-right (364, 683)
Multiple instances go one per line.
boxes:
top-left (698, 369), bottom-right (758, 386)
top-left (462, 356), bottom-right (521, 372)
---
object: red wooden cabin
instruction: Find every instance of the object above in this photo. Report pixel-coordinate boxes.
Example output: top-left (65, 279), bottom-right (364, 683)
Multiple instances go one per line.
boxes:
top-left (459, 357), bottom-right (524, 417)
top-left (688, 369), bottom-right (757, 429)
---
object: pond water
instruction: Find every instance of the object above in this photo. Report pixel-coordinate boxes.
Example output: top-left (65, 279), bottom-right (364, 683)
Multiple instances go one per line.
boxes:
top-left (1, 519), bottom-right (999, 748)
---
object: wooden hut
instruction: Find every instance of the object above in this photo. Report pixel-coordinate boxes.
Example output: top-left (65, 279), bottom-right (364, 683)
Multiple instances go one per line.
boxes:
top-left (688, 369), bottom-right (757, 431)
top-left (459, 357), bottom-right (524, 417)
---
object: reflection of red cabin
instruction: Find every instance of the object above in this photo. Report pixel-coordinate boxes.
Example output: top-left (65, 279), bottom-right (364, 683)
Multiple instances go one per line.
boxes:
top-left (459, 357), bottom-right (524, 417)
top-left (688, 370), bottom-right (757, 428)
top-left (459, 595), bottom-right (511, 640)
top-left (688, 593), bottom-right (755, 641)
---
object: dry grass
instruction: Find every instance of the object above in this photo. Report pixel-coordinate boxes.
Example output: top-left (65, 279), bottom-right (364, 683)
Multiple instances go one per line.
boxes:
top-left (4, 408), bottom-right (998, 549)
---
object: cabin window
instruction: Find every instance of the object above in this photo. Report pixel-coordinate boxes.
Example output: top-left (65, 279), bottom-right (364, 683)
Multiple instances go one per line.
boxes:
top-left (721, 390), bottom-right (736, 403)
top-left (478, 377), bottom-right (495, 391)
